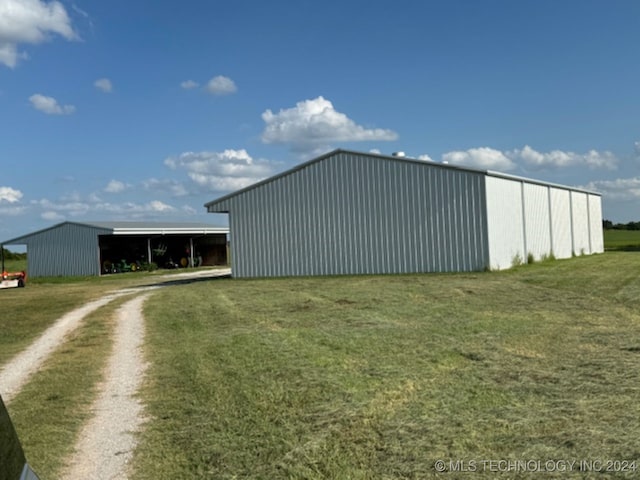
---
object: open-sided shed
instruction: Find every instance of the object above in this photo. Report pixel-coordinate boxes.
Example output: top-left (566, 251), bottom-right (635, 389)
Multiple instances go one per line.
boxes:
top-left (1, 221), bottom-right (229, 277)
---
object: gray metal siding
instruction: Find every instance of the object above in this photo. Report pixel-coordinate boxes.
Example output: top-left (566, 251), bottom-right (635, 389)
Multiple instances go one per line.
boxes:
top-left (23, 224), bottom-right (109, 277)
top-left (211, 150), bottom-right (604, 277)
top-left (222, 152), bottom-right (489, 277)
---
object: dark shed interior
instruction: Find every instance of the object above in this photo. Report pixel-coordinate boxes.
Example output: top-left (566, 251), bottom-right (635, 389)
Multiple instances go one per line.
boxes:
top-left (99, 233), bottom-right (227, 273)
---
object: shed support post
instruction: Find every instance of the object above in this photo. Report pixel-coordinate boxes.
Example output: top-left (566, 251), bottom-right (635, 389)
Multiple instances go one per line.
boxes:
top-left (190, 237), bottom-right (194, 268)
top-left (147, 238), bottom-right (152, 264)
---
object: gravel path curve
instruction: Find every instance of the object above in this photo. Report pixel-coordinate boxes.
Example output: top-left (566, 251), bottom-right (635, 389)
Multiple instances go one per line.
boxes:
top-left (61, 294), bottom-right (151, 480)
top-left (0, 291), bottom-right (132, 404)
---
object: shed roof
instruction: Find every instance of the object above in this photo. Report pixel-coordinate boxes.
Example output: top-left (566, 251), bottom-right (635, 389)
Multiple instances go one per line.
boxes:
top-left (205, 148), bottom-right (601, 213)
top-left (1, 221), bottom-right (229, 245)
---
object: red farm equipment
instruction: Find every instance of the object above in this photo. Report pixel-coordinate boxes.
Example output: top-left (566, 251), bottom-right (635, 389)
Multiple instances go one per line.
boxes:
top-left (1, 247), bottom-right (26, 289)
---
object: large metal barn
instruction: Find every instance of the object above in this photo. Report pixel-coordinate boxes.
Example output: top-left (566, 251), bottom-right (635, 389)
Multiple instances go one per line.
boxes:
top-left (205, 149), bottom-right (603, 278)
top-left (1, 221), bottom-right (229, 277)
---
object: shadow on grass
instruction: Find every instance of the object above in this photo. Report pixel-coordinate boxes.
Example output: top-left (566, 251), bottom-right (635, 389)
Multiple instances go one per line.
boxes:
top-left (137, 273), bottom-right (232, 289)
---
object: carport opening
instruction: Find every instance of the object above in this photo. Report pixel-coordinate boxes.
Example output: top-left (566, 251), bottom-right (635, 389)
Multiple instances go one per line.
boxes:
top-left (1, 244), bottom-right (27, 272)
top-left (99, 234), bottom-right (228, 274)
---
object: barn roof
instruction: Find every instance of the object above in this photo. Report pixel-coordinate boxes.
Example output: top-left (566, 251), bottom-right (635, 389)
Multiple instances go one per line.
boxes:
top-left (1, 221), bottom-right (228, 245)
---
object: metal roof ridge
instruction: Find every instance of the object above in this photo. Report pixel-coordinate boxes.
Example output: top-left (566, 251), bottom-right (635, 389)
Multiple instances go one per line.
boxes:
top-left (204, 149), bottom-right (602, 211)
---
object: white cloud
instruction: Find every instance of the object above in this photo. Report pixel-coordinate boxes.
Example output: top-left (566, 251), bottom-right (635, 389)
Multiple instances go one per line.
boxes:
top-left (442, 147), bottom-right (516, 171)
top-left (104, 180), bottom-right (129, 193)
top-left (0, 186), bottom-right (23, 203)
top-left (29, 93), bottom-right (75, 115)
top-left (91, 200), bottom-right (175, 215)
top-left (33, 196), bottom-right (177, 218)
top-left (582, 177), bottom-right (640, 201)
top-left (180, 204), bottom-right (197, 215)
top-left (181, 80), bottom-right (199, 89)
top-left (206, 75), bottom-right (237, 95)
top-left (418, 154), bottom-right (434, 162)
top-left (41, 210), bottom-right (64, 221)
top-left (439, 145), bottom-right (618, 172)
top-left (261, 96), bottom-right (398, 153)
top-left (147, 200), bottom-right (174, 212)
top-left (164, 148), bottom-right (276, 192)
top-left (0, 204), bottom-right (26, 216)
top-left (0, 0), bottom-right (77, 68)
top-left (94, 78), bottom-right (112, 93)
top-left (143, 178), bottom-right (189, 197)
top-left (509, 145), bottom-right (618, 170)
top-left (32, 197), bottom-right (89, 216)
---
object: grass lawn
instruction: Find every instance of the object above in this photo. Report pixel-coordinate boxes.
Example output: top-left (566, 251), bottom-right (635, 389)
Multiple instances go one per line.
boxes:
top-left (131, 253), bottom-right (640, 479)
top-left (1, 257), bottom-right (27, 273)
top-left (0, 270), bottom-right (158, 367)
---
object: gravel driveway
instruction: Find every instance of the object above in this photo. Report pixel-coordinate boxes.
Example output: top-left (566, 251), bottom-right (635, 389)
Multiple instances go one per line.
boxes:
top-left (0, 268), bottom-right (230, 480)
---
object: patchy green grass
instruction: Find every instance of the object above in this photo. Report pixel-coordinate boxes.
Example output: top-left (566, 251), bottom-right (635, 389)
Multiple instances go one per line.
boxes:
top-left (604, 229), bottom-right (640, 251)
top-left (0, 269), bottom-right (196, 367)
top-left (1, 257), bottom-right (26, 272)
top-left (0, 283), bottom-right (103, 367)
top-left (133, 253), bottom-right (640, 479)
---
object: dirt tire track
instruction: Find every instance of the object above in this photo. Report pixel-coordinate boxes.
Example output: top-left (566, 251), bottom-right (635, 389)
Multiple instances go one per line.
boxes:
top-left (0, 268), bottom-right (230, 479)
top-left (61, 293), bottom-right (151, 480)
top-left (0, 292), bottom-right (131, 404)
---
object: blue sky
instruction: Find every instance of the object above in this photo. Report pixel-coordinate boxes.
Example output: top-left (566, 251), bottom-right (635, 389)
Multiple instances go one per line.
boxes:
top-left (1, 0), bottom-right (639, 243)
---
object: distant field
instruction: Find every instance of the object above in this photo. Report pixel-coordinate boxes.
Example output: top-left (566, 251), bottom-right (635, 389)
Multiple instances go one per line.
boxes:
top-left (1, 258), bottom-right (26, 273)
top-left (604, 229), bottom-right (640, 250)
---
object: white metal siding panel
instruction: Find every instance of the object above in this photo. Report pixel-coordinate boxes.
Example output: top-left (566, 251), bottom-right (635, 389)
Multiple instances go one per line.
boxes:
top-left (523, 183), bottom-right (551, 260)
top-left (571, 191), bottom-right (590, 255)
top-left (549, 188), bottom-right (572, 259)
top-left (221, 152), bottom-right (489, 277)
top-left (485, 176), bottom-right (524, 270)
top-left (588, 194), bottom-right (604, 253)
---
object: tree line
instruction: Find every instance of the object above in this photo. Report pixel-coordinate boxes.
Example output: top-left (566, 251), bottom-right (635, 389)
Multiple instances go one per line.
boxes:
top-left (1, 247), bottom-right (26, 260)
top-left (603, 220), bottom-right (640, 230)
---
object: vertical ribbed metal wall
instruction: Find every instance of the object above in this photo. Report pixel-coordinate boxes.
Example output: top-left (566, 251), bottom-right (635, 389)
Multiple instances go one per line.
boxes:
top-left (485, 174), bottom-right (604, 269)
top-left (549, 188), bottom-right (572, 259)
top-left (588, 195), bottom-right (604, 253)
top-left (570, 191), bottom-right (590, 255)
top-left (213, 152), bottom-right (489, 277)
top-left (523, 183), bottom-right (552, 260)
top-left (20, 223), bottom-right (110, 277)
top-left (485, 176), bottom-right (525, 270)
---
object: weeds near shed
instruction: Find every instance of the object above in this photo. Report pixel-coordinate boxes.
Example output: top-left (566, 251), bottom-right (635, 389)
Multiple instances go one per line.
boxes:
top-left (511, 253), bottom-right (523, 267)
top-left (540, 251), bottom-right (556, 262)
